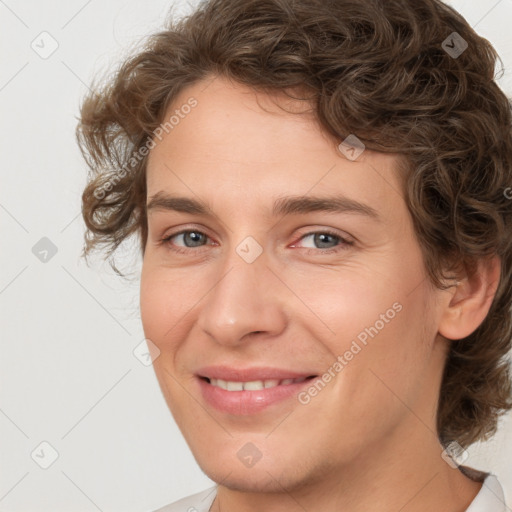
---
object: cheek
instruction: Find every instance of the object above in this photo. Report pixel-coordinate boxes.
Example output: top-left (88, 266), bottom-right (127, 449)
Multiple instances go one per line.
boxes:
top-left (139, 266), bottom-right (201, 414)
top-left (290, 252), bottom-right (433, 387)
top-left (140, 270), bottom-right (167, 341)
top-left (285, 262), bottom-right (403, 346)
top-left (139, 265), bottom-right (197, 348)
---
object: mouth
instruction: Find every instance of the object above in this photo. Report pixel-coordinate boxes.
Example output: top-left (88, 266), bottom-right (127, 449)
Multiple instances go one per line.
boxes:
top-left (195, 367), bottom-right (318, 415)
top-left (201, 375), bottom-right (313, 391)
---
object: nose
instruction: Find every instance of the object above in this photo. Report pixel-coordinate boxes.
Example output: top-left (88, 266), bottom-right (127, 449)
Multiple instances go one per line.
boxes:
top-left (196, 251), bottom-right (287, 346)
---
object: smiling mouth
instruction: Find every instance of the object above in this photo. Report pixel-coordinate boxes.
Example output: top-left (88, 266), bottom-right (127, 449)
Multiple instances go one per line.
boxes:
top-left (200, 375), bottom-right (317, 391)
top-left (197, 372), bottom-right (319, 414)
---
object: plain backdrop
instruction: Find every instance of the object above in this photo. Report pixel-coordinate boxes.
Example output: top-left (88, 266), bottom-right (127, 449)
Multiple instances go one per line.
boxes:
top-left (1, 1), bottom-right (511, 511)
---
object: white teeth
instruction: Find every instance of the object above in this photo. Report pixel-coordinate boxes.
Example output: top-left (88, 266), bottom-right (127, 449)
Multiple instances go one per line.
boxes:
top-left (216, 379), bottom-right (228, 390)
top-left (209, 377), bottom-right (306, 391)
top-left (226, 381), bottom-right (244, 391)
top-left (244, 380), bottom-right (265, 391)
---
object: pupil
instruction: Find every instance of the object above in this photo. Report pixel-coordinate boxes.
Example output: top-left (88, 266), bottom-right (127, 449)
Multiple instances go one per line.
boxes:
top-left (315, 233), bottom-right (336, 248)
top-left (185, 232), bottom-right (204, 247)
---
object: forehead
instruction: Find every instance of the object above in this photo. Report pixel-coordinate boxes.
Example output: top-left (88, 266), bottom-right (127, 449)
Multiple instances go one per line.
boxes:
top-left (146, 76), bottom-right (406, 219)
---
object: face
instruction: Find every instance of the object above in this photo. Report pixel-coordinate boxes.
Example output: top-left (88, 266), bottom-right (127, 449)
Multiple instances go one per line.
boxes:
top-left (140, 75), bottom-right (450, 493)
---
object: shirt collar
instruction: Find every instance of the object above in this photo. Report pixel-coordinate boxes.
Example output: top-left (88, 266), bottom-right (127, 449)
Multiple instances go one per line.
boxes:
top-left (465, 474), bottom-right (506, 512)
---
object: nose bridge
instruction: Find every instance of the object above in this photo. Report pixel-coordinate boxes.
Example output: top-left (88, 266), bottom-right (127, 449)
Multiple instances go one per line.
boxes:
top-left (197, 244), bottom-right (286, 345)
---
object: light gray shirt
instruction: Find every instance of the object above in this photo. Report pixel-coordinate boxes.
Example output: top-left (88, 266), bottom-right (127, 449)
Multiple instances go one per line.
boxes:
top-left (152, 472), bottom-right (507, 512)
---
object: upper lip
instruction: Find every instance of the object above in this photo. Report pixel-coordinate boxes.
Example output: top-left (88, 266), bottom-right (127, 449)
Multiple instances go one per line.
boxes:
top-left (196, 366), bottom-right (317, 381)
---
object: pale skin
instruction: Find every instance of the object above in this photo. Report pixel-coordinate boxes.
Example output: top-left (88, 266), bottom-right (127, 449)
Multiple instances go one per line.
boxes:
top-left (140, 75), bottom-right (500, 512)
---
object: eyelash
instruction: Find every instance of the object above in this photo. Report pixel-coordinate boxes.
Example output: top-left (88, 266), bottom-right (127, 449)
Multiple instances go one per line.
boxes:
top-left (159, 228), bottom-right (353, 256)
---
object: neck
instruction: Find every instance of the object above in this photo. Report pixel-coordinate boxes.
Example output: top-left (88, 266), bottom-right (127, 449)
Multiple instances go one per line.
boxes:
top-left (211, 419), bottom-right (483, 512)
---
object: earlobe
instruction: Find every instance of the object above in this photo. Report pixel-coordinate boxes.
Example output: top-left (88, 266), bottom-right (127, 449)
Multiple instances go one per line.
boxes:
top-left (438, 256), bottom-right (501, 341)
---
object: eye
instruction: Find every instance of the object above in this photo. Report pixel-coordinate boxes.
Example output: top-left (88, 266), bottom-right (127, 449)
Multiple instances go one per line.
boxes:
top-left (160, 228), bottom-right (353, 256)
top-left (160, 229), bottom-right (214, 254)
top-left (299, 232), bottom-right (340, 249)
top-left (167, 230), bottom-right (208, 248)
top-left (291, 230), bottom-right (353, 254)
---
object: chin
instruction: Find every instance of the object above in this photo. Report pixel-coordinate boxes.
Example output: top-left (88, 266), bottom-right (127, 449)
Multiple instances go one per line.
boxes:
top-left (200, 463), bottom-right (293, 493)
top-left (194, 446), bottom-right (325, 495)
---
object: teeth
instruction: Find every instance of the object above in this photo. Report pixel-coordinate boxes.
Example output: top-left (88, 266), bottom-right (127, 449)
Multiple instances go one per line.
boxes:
top-left (226, 381), bottom-right (244, 391)
top-left (209, 377), bottom-right (306, 391)
top-left (244, 380), bottom-right (265, 391)
top-left (216, 379), bottom-right (228, 390)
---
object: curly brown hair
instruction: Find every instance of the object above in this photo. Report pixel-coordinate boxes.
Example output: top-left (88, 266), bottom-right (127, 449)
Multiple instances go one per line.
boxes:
top-left (77, 0), bottom-right (512, 449)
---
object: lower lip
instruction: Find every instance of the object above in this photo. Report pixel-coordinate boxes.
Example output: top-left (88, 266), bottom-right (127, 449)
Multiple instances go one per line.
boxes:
top-left (197, 378), bottom-right (313, 415)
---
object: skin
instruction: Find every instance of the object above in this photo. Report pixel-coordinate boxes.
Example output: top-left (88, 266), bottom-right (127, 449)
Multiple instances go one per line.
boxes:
top-left (140, 75), bottom-right (500, 512)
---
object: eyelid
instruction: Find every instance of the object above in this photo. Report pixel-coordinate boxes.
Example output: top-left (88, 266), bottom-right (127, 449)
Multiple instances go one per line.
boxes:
top-left (289, 228), bottom-right (353, 248)
top-left (161, 228), bottom-right (217, 247)
top-left (161, 225), bottom-right (353, 256)
top-left (161, 223), bottom-right (216, 241)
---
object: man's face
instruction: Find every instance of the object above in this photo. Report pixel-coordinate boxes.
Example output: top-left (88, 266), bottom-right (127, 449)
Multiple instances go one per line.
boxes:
top-left (140, 75), bottom-right (449, 492)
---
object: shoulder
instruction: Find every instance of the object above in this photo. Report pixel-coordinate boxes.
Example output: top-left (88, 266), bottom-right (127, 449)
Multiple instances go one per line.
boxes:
top-left (151, 487), bottom-right (217, 512)
top-left (464, 471), bottom-right (507, 512)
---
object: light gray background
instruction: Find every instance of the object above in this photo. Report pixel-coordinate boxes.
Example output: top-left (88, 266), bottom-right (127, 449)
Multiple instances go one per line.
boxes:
top-left (1, 1), bottom-right (511, 511)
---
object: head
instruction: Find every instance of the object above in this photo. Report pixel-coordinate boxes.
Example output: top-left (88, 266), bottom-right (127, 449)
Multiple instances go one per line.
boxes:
top-left (78, 0), bottom-right (512, 491)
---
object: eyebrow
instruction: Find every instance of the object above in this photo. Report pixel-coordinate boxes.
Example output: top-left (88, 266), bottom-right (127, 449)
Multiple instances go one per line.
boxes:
top-left (146, 191), bottom-right (380, 220)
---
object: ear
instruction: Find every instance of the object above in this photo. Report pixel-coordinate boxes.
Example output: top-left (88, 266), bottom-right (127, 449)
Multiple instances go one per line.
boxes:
top-left (438, 256), bottom-right (501, 340)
